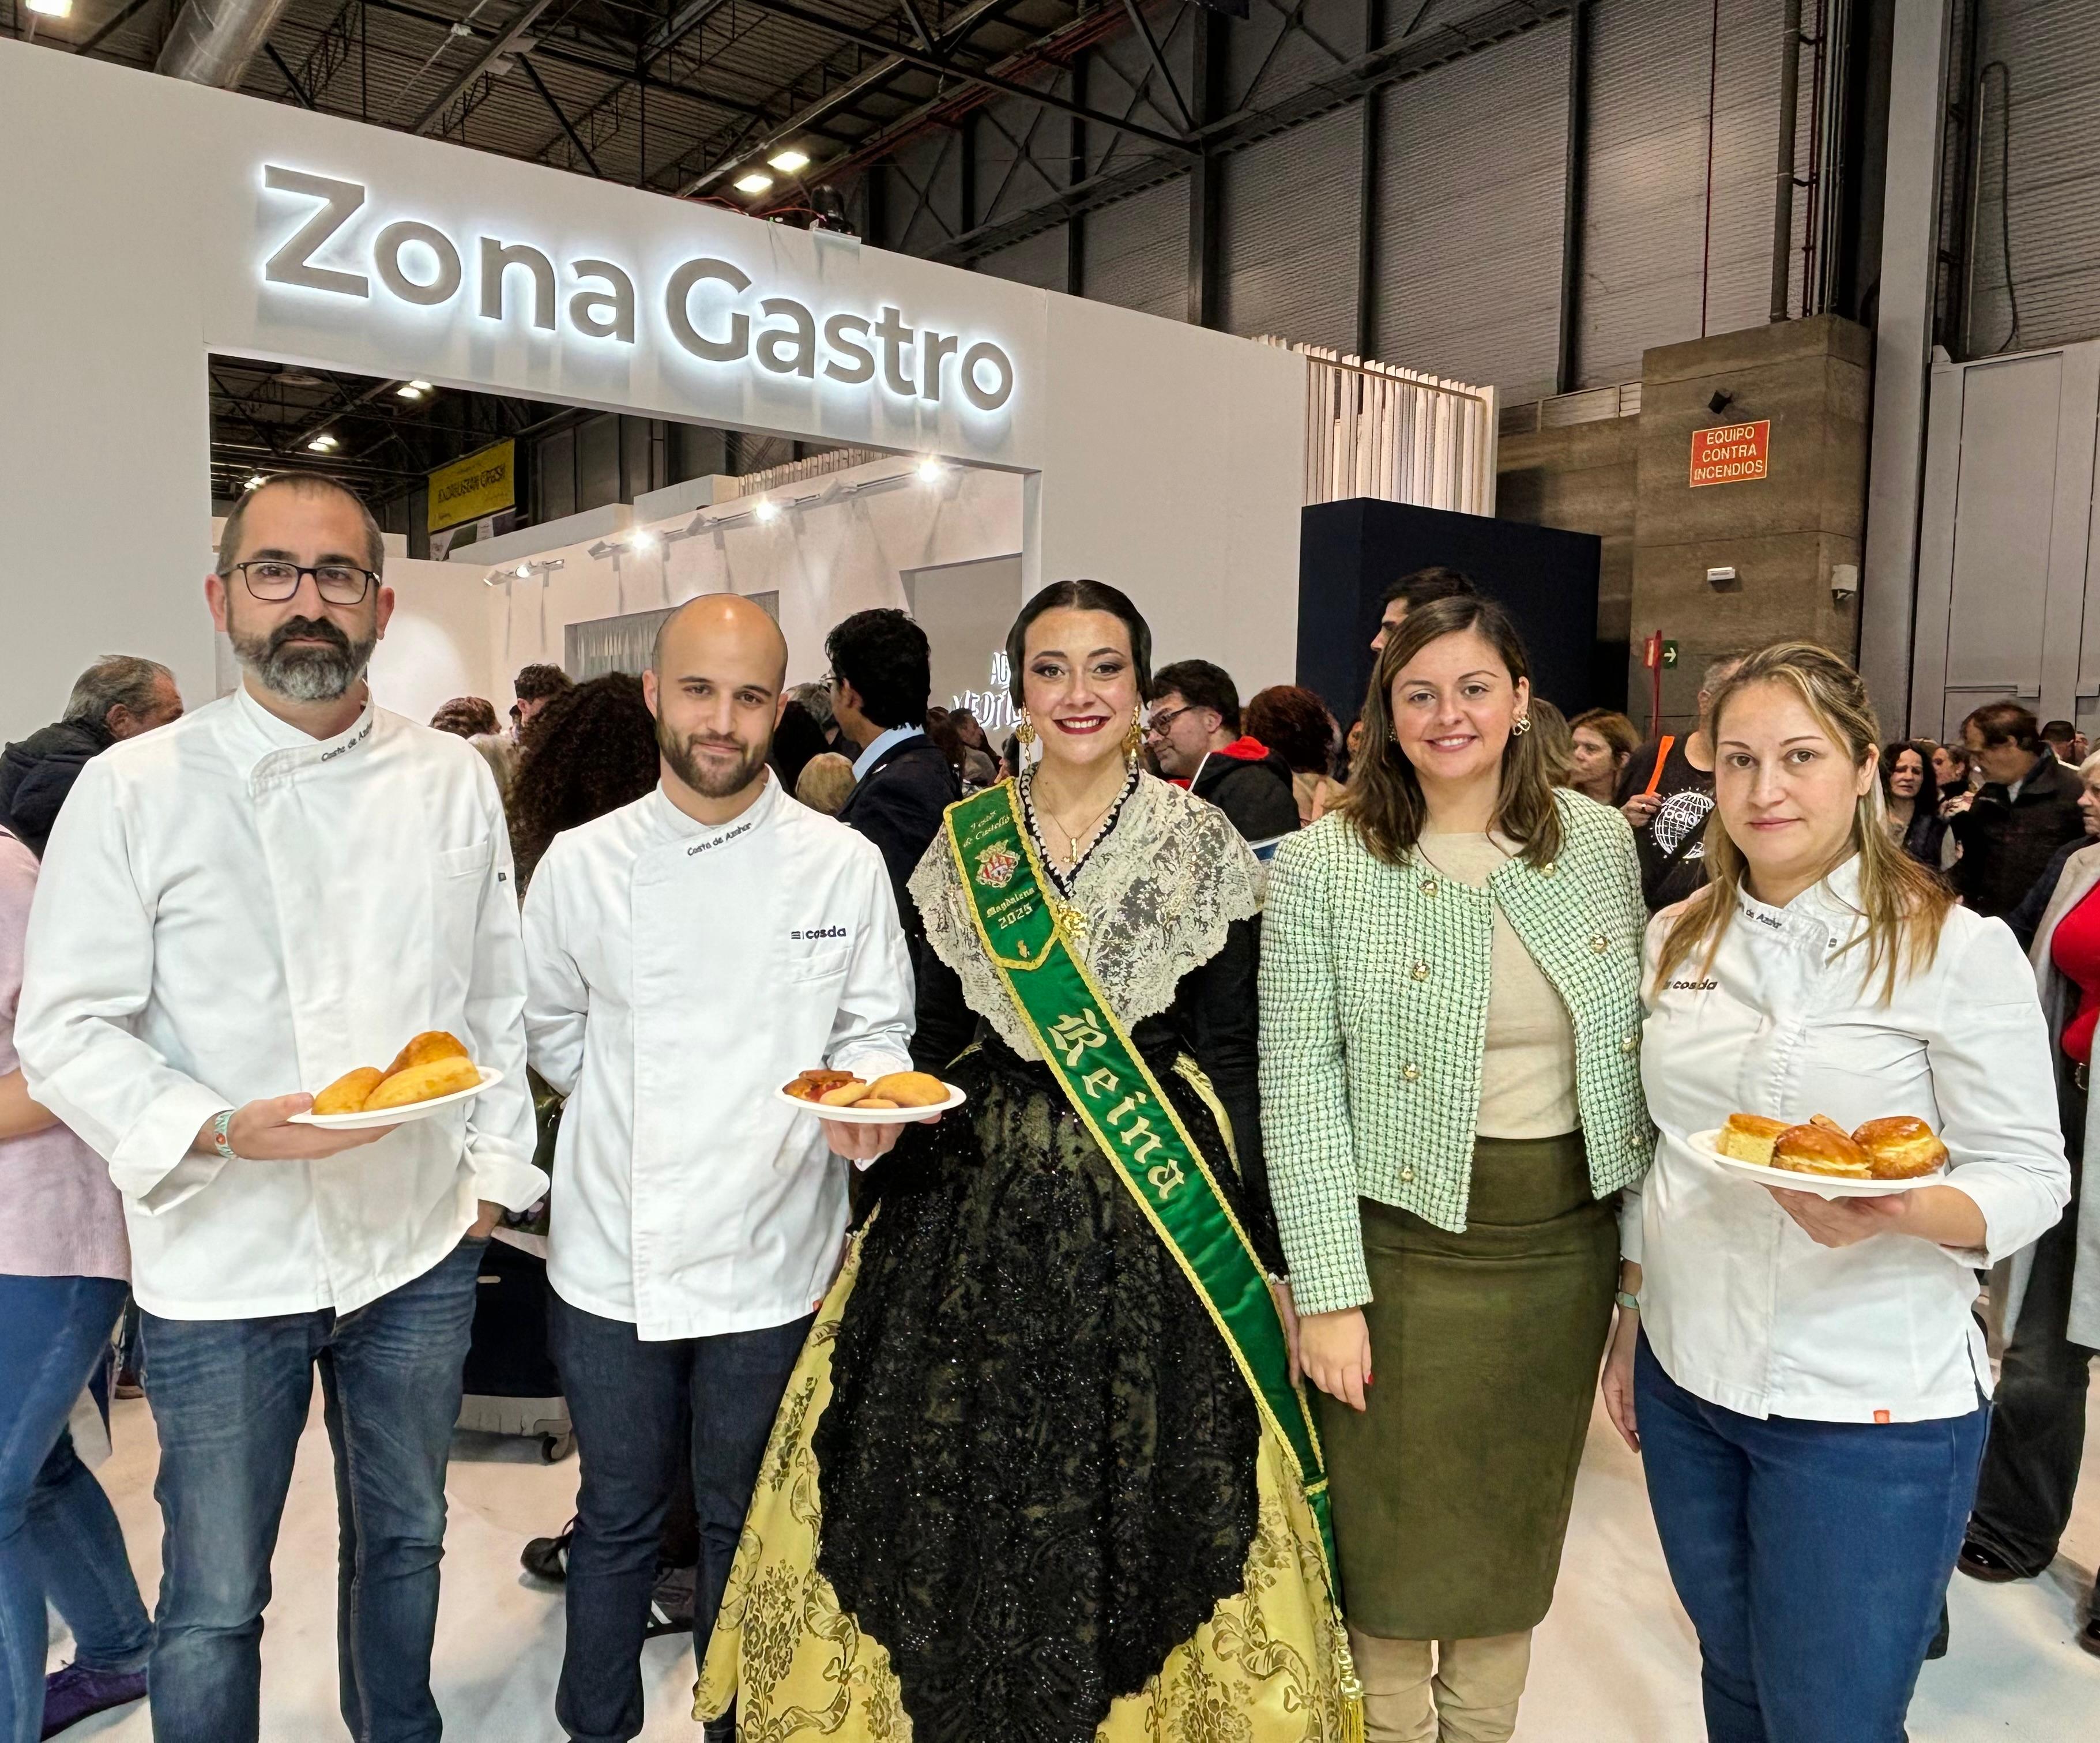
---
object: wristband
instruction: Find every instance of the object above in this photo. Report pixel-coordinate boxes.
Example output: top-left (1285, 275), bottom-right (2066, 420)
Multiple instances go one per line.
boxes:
top-left (212, 1108), bottom-right (238, 1162)
top-left (1614, 1289), bottom-right (1640, 1313)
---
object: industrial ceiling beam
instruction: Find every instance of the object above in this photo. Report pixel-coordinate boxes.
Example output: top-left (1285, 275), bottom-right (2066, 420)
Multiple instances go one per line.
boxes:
top-left (669, 0), bottom-right (1023, 195)
top-left (737, 0), bottom-right (1193, 153)
top-left (409, 0), bottom-right (559, 134)
top-left (519, 48), bottom-right (605, 175)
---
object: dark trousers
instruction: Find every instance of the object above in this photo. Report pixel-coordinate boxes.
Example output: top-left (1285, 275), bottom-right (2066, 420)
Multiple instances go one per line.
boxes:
top-left (550, 1298), bottom-right (811, 1743)
top-left (138, 1238), bottom-right (486, 1743)
top-left (1636, 1333), bottom-right (1987, 1743)
top-left (1967, 1176), bottom-right (2095, 1594)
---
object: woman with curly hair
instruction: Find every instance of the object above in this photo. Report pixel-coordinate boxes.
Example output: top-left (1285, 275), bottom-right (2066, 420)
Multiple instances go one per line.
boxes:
top-left (508, 673), bottom-right (661, 892)
top-left (1245, 683), bottom-right (1344, 825)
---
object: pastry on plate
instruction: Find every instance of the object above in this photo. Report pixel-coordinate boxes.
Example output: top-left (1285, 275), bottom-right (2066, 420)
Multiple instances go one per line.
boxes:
top-left (819, 1081), bottom-right (872, 1107)
top-left (1717, 1113), bottom-right (1789, 1166)
top-left (364, 1053), bottom-right (481, 1111)
top-left (1769, 1121), bottom-right (1872, 1180)
top-left (865, 1071), bottom-right (950, 1109)
top-left (383, 1030), bottom-right (470, 1079)
top-left (783, 1068), bottom-right (857, 1102)
top-left (1851, 1115), bottom-right (1948, 1180)
top-left (313, 1066), bottom-right (386, 1116)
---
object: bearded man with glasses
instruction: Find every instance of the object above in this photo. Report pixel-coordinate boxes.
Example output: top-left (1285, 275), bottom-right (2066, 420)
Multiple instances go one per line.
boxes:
top-left (16, 473), bottom-right (546, 1743)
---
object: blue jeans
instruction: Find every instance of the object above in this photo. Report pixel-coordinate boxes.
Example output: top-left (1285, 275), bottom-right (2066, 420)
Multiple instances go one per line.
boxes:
top-left (0, 1274), bottom-right (150, 1743)
top-left (550, 1297), bottom-right (812, 1743)
top-left (1635, 1332), bottom-right (1988, 1743)
top-left (139, 1237), bottom-right (486, 1743)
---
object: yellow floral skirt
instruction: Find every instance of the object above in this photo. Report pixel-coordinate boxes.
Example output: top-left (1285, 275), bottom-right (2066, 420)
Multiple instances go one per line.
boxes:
top-left (696, 1229), bottom-right (1354, 1742)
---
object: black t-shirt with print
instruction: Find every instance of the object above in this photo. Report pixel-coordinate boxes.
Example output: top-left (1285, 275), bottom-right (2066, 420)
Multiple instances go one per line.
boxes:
top-left (1614, 735), bottom-right (1715, 912)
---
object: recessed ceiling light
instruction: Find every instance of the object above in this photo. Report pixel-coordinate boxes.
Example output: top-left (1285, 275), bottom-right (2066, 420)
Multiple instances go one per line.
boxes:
top-left (767, 149), bottom-right (811, 174)
top-left (754, 500), bottom-right (780, 522)
top-left (27, 0), bottom-right (72, 17)
top-left (734, 172), bottom-right (774, 195)
top-left (397, 380), bottom-right (432, 399)
top-left (307, 433), bottom-right (338, 452)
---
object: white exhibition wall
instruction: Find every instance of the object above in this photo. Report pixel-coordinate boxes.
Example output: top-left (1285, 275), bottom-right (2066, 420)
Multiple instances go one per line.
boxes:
top-left (0, 44), bottom-right (1307, 742)
top-left (480, 455), bottom-right (1025, 694)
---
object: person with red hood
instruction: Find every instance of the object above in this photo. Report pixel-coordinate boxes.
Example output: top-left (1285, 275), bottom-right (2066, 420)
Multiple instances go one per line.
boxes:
top-left (1146, 660), bottom-right (1301, 857)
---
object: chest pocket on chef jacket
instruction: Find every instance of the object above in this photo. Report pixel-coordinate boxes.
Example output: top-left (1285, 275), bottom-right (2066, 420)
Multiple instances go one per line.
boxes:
top-left (786, 942), bottom-right (852, 983)
top-left (433, 839), bottom-right (491, 956)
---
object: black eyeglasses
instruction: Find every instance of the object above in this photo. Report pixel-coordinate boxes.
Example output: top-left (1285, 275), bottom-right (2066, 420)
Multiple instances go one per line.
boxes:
top-left (1144, 704), bottom-right (1193, 739)
top-left (227, 560), bottom-right (378, 606)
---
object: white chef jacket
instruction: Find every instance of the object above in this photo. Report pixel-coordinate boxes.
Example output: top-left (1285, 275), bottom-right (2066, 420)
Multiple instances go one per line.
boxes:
top-left (16, 688), bottom-right (545, 1320)
top-left (522, 777), bottom-right (914, 1341)
top-left (1630, 856), bottom-right (2069, 1423)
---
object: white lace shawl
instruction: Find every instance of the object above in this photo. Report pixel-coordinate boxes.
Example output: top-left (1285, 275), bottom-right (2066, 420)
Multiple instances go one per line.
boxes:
top-left (908, 773), bottom-right (1263, 1061)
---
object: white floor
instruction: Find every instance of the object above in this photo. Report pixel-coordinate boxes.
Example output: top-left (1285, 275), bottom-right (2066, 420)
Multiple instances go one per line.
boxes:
top-left (51, 1390), bottom-right (2099, 1741)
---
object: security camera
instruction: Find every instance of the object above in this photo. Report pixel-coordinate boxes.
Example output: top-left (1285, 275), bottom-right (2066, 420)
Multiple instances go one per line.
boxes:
top-left (1707, 390), bottom-right (1734, 415)
top-left (1830, 563), bottom-right (1859, 600)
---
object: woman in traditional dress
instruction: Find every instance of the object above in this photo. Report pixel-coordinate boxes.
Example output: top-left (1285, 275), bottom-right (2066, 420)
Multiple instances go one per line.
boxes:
top-left (699, 579), bottom-right (1355, 1743)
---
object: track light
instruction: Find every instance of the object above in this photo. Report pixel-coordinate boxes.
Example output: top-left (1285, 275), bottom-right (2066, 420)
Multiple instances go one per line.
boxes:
top-left (630, 530), bottom-right (657, 552)
top-left (27, 0), bottom-right (71, 16)
top-left (307, 433), bottom-right (338, 452)
top-left (917, 457), bottom-right (946, 483)
top-left (244, 474), bottom-right (268, 491)
top-left (734, 172), bottom-right (774, 195)
top-left (396, 380), bottom-right (432, 400)
top-left (767, 149), bottom-right (811, 174)
top-left (754, 500), bottom-right (780, 523)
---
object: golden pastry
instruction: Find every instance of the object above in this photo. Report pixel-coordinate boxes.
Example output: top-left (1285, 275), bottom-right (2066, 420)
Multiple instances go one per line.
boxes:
top-left (819, 1081), bottom-right (872, 1107)
top-left (1852, 1115), bottom-right (1948, 1180)
top-left (1717, 1113), bottom-right (1789, 1166)
top-left (383, 1030), bottom-right (470, 1079)
top-left (364, 1054), bottom-right (481, 1111)
top-left (783, 1069), bottom-right (856, 1102)
top-left (313, 1066), bottom-right (385, 1116)
top-left (1769, 1122), bottom-right (1872, 1179)
top-left (865, 1071), bottom-right (950, 1109)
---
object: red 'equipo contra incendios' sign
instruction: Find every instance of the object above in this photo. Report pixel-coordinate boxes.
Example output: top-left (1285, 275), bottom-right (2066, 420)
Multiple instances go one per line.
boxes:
top-left (1689, 420), bottom-right (1770, 487)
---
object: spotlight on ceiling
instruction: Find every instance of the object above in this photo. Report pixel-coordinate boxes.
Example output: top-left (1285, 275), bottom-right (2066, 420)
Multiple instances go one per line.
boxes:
top-left (27, 0), bottom-right (72, 17)
top-left (630, 530), bottom-right (657, 552)
top-left (307, 433), bottom-right (338, 453)
top-left (917, 457), bottom-right (946, 483)
top-left (734, 172), bottom-right (775, 195)
top-left (515, 564), bottom-right (532, 578)
top-left (754, 500), bottom-right (780, 523)
top-left (767, 149), bottom-right (811, 174)
top-left (244, 475), bottom-right (268, 491)
top-left (396, 379), bottom-right (433, 400)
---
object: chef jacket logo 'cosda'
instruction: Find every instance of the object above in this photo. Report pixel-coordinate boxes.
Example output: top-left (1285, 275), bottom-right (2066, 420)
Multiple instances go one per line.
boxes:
top-left (257, 164), bottom-right (1015, 413)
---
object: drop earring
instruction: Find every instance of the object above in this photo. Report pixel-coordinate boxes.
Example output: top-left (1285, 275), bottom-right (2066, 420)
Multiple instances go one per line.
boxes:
top-left (1015, 713), bottom-right (1037, 750)
top-left (1124, 709), bottom-right (1145, 769)
top-left (1511, 713), bottom-right (1534, 736)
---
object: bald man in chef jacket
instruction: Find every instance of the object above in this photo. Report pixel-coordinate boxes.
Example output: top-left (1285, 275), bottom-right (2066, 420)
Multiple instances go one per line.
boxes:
top-left (521, 595), bottom-right (917, 1743)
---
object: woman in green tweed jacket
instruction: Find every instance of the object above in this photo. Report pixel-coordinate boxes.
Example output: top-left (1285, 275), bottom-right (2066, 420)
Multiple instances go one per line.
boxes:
top-left (1259, 593), bottom-right (1654, 1743)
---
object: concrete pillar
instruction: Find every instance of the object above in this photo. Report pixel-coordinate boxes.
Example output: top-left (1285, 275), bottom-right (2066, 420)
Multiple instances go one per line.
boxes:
top-left (1627, 314), bottom-right (1872, 729)
top-left (1859, 0), bottom-right (1954, 732)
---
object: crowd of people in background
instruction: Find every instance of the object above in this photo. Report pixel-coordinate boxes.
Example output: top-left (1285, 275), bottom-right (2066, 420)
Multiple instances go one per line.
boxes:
top-left (0, 470), bottom-right (2094, 1743)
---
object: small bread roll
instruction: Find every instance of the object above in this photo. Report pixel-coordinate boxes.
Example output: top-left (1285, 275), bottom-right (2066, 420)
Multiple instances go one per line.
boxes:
top-left (1770, 1122), bottom-right (1872, 1179)
top-left (866, 1071), bottom-right (949, 1109)
top-left (819, 1081), bottom-right (871, 1107)
top-left (383, 1031), bottom-right (471, 1079)
top-left (1717, 1113), bottom-right (1788, 1166)
top-left (364, 1054), bottom-right (481, 1111)
top-left (1853, 1115), bottom-right (1948, 1180)
top-left (855, 1098), bottom-right (900, 1110)
top-left (313, 1067), bottom-right (385, 1116)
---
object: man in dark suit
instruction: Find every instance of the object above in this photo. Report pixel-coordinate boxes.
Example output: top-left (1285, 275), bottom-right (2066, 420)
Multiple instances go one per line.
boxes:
top-left (827, 609), bottom-right (959, 977)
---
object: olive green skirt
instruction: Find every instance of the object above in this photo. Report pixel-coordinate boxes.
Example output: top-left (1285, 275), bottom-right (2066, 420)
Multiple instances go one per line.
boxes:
top-left (1315, 1132), bottom-right (1617, 1640)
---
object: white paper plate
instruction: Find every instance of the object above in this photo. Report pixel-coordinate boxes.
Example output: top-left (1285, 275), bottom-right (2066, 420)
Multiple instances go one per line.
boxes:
top-left (289, 1067), bottom-right (503, 1130)
top-left (1689, 1128), bottom-right (1947, 1199)
top-left (776, 1082), bottom-right (967, 1124)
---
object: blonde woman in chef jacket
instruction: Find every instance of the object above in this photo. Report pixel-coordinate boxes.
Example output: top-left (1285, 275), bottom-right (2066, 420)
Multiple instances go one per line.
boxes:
top-left (521, 596), bottom-right (916, 1743)
top-left (1602, 642), bottom-right (2070, 1743)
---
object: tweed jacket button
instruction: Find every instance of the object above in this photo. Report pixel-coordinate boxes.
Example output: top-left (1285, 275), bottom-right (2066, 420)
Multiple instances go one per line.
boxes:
top-left (1399, 1166), bottom-right (1416, 1184)
top-left (1402, 1063), bottom-right (1421, 1082)
top-left (1589, 933), bottom-right (1609, 954)
top-left (1620, 1034), bottom-right (1638, 1055)
top-left (1421, 877), bottom-right (1439, 896)
top-left (1410, 961), bottom-right (1430, 981)
top-left (1541, 861), bottom-right (1556, 876)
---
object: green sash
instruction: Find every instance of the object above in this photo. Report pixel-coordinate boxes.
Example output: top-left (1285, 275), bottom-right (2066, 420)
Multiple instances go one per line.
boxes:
top-left (942, 780), bottom-right (1346, 1612)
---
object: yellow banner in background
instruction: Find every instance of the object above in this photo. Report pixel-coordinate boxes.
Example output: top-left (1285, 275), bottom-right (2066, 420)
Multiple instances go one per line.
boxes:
top-left (427, 440), bottom-right (515, 532)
